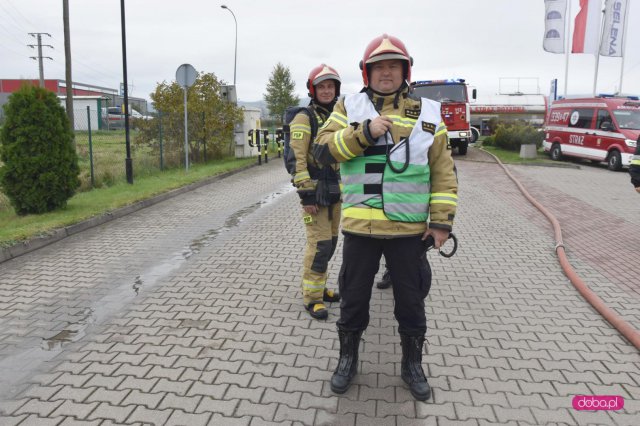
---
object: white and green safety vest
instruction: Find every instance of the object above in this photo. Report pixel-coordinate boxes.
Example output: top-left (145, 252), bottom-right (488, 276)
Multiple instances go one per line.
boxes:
top-left (341, 93), bottom-right (442, 223)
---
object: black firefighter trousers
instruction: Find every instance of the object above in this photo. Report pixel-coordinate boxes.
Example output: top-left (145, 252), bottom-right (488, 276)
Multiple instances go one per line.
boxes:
top-left (336, 233), bottom-right (432, 336)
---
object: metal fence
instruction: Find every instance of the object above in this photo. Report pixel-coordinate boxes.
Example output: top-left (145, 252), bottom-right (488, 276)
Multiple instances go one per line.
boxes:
top-left (74, 107), bottom-right (236, 190)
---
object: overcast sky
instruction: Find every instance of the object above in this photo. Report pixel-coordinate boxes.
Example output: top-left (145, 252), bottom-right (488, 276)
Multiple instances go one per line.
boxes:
top-left (1, 0), bottom-right (639, 107)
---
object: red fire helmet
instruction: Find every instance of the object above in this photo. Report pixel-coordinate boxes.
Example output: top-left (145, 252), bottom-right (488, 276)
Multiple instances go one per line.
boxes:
top-left (359, 34), bottom-right (413, 87)
top-left (306, 64), bottom-right (341, 98)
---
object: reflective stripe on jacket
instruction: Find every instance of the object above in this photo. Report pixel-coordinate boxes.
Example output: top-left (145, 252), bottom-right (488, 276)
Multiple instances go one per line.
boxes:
top-left (314, 88), bottom-right (458, 237)
top-left (341, 93), bottom-right (440, 223)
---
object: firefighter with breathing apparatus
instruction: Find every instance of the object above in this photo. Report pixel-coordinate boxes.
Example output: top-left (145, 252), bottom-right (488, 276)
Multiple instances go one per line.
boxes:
top-left (288, 64), bottom-right (343, 320)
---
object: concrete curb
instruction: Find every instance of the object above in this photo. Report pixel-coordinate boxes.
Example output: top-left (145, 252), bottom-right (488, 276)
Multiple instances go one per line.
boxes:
top-left (0, 163), bottom-right (257, 264)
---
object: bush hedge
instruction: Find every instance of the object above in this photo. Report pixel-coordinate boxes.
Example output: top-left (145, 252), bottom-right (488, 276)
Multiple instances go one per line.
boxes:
top-left (490, 121), bottom-right (544, 152)
top-left (0, 85), bottom-right (80, 215)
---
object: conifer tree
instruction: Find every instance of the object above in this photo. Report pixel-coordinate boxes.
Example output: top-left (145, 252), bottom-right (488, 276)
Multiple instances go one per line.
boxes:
top-left (0, 85), bottom-right (80, 215)
top-left (263, 63), bottom-right (300, 124)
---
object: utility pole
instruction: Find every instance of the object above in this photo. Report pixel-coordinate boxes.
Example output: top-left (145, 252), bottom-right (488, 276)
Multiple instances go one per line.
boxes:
top-left (28, 32), bottom-right (53, 88)
top-left (63, 0), bottom-right (74, 136)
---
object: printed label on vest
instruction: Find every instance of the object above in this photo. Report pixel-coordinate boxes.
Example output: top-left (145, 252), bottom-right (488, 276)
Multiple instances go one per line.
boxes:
top-left (292, 131), bottom-right (304, 140)
top-left (422, 121), bottom-right (436, 135)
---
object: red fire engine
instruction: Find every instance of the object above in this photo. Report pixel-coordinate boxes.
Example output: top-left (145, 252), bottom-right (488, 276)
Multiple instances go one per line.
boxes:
top-left (410, 79), bottom-right (476, 155)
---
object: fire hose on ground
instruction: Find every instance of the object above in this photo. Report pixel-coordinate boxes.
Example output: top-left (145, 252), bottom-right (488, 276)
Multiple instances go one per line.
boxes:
top-left (481, 148), bottom-right (640, 350)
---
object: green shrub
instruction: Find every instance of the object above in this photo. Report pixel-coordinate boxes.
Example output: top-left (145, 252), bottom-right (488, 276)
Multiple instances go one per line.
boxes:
top-left (483, 135), bottom-right (495, 146)
top-left (493, 121), bottom-right (544, 152)
top-left (0, 85), bottom-right (80, 215)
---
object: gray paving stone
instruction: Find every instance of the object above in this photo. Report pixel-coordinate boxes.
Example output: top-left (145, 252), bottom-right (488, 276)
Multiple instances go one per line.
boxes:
top-left (164, 409), bottom-right (211, 426)
top-left (49, 400), bottom-right (99, 418)
top-left (235, 400), bottom-right (278, 421)
top-left (453, 403), bottom-right (497, 422)
top-left (337, 399), bottom-right (376, 417)
top-left (120, 389), bottom-right (165, 409)
top-left (86, 402), bottom-right (135, 423)
top-left (274, 404), bottom-right (316, 424)
top-left (194, 397), bottom-right (239, 417)
top-left (12, 415), bottom-right (64, 426)
top-left (12, 399), bottom-right (62, 417)
top-left (315, 410), bottom-right (356, 426)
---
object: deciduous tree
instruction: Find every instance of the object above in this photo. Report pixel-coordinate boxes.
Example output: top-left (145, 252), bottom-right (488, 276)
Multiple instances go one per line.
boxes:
top-left (135, 72), bottom-right (243, 165)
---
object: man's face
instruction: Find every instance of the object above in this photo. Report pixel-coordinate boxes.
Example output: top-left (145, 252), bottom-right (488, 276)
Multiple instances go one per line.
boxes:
top-left (315, 80), bottom-right (336, 104)
top-left (369, 59), bottom-right (404, 94)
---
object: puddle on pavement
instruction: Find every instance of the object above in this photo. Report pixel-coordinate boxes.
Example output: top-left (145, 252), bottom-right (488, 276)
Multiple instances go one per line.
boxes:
top-left (1, 183), bottom-right (294, 397)
top-left (113, 184), bottom-right (293, 312)
top-left (37, 185), bottom-right (293, 352)
top-left (41, 308), bottom-right (94, 350)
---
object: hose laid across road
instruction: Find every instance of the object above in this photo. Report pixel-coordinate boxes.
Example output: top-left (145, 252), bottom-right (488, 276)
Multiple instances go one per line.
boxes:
top-left (480, 148), bottom-right (640, 350)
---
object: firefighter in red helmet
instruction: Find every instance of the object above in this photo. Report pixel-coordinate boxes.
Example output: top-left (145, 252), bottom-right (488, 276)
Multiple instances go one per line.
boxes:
top-left (288, 64), bottom-right (342, 320)
top-left (313, 35), bottom-right (458, 400)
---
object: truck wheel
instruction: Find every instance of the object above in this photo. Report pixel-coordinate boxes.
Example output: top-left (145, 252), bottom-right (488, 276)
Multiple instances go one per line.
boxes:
top-left (607, 150), bottom-right (622, 171)
top-left (470, 127), bottom-right (479, 144)
top-left (550, 143), bottom-right (562, 161)
top-left (458, 140), bottom-right (468, 155)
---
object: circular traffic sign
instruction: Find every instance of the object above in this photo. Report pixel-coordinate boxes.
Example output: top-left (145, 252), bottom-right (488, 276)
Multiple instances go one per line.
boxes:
top-left (176, 64), bottom-right (197, 88)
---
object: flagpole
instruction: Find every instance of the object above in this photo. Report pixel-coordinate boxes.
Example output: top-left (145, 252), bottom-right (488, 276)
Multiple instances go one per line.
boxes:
top-left (618, 0), bottom-right (630, 94)
top-left (592, 5), bottom-right (605, 97)
top-left (564, 0), bottom-right (572, 98)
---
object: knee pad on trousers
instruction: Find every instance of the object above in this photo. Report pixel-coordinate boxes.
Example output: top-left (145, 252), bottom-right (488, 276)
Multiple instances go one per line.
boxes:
top-left (311, 239), bottom-right (332, 273)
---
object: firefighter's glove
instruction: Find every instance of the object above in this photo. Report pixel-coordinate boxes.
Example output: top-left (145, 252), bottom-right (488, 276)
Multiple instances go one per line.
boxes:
top-left (315, 179), bottom-right (330, 206)
top-left (315, 168), bottom-right (341, 206)
top-left (298, 190), bottom-right (316, 206)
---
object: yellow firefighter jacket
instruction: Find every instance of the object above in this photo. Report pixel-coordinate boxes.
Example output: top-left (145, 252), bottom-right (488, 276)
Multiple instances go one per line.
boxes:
top-left (313, 87), bottom-right (458, 237)
top-left (289, 103), bottom-right (340, 204)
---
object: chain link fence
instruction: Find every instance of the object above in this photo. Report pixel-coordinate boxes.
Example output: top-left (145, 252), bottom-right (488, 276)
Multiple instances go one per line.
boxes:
top-left (73, 108), bottom-right (236, 190)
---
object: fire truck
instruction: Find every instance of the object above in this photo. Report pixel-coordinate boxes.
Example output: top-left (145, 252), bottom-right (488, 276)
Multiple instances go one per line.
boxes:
top-left (410, 79), bottom-right (476, 155)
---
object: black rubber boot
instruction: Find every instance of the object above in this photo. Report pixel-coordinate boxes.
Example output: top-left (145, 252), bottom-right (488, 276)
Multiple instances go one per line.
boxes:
top-left (400, 334), bottom-right (431, 401)
top-left (323, 288), bottom-right (341, 303)
top-left (376, 268), bottom-right (392, 289)
top-left (330, 329), bottom-right (362, 394)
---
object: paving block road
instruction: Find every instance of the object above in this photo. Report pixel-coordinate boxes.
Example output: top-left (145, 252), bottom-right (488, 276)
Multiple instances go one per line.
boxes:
top-left (0, 147), bottom-right (638, 425)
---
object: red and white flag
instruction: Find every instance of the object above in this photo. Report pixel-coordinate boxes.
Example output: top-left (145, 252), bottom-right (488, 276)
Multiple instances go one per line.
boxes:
top-left (599, 0), bottom-right (628, 57)
top-left (572, 0), bottom-right (603, 54)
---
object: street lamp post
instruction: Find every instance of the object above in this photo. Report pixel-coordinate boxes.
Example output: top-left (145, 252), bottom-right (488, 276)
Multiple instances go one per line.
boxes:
top-left (120, 0), bottom-right (133, 184)
top-left (221, 5), bottom-right (237, 86)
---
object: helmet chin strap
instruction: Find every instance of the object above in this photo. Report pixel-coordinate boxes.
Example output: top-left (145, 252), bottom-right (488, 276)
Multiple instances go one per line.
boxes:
top-left (367, 81), bottom-right (408, 108)
top-left (311, 97), bottom-right (336, 111)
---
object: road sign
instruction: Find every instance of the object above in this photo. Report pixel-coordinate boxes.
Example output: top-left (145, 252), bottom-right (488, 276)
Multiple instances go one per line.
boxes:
top-left (175, 64), bottom-right (197, 172)
top-left (176, 64), bottom-right (197, 88)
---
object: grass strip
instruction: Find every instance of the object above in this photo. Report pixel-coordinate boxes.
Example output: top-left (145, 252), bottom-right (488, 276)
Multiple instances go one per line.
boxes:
top-left (0, 157), bottom-right (255, 247)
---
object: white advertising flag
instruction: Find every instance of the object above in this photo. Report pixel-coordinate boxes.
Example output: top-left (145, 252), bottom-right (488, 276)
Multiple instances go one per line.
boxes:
top-left (543, 0), bottom-right (567, 53)
top-left (600, 0), bottom-right (629, 56)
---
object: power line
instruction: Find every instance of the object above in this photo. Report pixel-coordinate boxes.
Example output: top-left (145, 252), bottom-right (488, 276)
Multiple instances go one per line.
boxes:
top-left (0, 2), bottom-right (30, 34)
top-left (4, 0), bottom-right (37, 31)
top-left (0, 21), bottom-right (28, 45)
top-left (48, 34), bottom-right (120, 83)
top-left (0, 42), bottom-right (29, 59)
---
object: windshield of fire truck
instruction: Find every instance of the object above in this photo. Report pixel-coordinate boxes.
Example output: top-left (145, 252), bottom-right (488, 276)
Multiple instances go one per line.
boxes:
top-left (613, 110), bottom-right (640, 130)
top-left (411, 84), bottom-right (468, 103)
